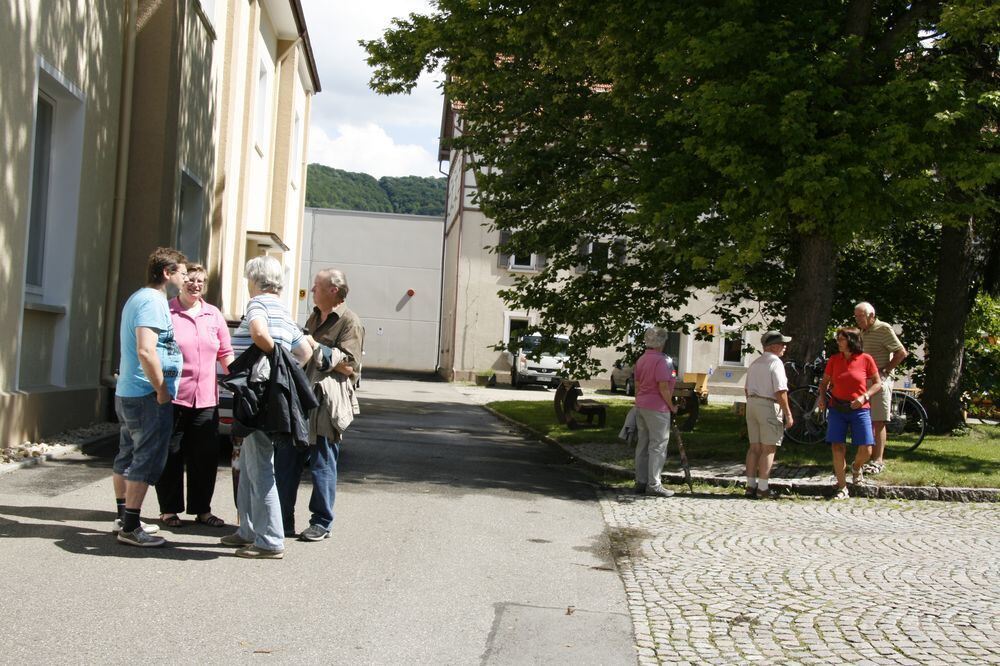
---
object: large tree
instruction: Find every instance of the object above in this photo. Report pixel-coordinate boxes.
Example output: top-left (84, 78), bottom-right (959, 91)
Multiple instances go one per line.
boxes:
top-left (364, 1), bottom-right (998, 394)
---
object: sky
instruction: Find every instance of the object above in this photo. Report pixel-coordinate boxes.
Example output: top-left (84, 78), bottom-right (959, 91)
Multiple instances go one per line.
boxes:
top-left (300, 1), bottom-right (444, 179)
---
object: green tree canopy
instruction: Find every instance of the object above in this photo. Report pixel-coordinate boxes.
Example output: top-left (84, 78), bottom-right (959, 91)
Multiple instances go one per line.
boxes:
top-left (364, 1), bottom-right (998, 390)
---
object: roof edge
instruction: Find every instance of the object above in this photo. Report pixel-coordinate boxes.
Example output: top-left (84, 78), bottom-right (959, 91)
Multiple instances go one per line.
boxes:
top-left (289, 0), bottom-right (322, 93)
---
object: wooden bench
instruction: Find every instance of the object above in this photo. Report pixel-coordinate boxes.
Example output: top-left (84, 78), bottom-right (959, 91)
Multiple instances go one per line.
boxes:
top-left (672, 381), bottom-right (701, 432)
top-left (554, 380), bottom-right (607, 429)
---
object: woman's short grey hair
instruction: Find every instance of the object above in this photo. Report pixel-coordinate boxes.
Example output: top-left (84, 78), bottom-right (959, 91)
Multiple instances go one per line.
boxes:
top-left (244, 255), bottom-right (284, 294)
top-left (643, 326), bottom-right (669, 350)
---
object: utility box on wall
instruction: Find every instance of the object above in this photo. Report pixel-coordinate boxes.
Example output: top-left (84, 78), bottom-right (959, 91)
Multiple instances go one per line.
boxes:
top-left (299, 208), bottom-right (444, 372)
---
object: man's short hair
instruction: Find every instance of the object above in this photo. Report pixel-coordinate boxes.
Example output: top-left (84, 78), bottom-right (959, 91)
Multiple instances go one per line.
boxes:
top-left (318, 268), bottom-right (349, 299)
top-left (854, 301), bottom-right (875, 316)
top-left (146, 247), bottom-right (187, 285)
top-left (245, 255), bottom-right (284, 294)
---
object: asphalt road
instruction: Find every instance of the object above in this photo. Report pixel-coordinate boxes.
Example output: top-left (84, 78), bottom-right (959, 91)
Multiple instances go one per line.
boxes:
top-left (0, 377), bottom-right (634, 665)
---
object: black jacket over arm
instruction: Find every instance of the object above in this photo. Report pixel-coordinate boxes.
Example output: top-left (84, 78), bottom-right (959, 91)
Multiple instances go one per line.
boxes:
top-left (221, 345), bottom-right (318, 448)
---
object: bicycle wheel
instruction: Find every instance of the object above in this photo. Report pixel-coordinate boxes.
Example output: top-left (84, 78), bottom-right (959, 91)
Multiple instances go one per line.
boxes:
top-left (885, 392), bottom-right (927, 453)
top-left (784, 386), bottom-right (827, 445)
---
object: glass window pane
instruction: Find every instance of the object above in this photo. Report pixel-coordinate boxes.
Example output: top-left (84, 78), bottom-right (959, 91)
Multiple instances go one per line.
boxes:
top-left (27, 95), bottom-right (54, 288)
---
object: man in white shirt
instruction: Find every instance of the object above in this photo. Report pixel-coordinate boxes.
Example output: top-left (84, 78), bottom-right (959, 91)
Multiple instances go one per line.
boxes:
top-left (744, 331), bottom-right (794, 499)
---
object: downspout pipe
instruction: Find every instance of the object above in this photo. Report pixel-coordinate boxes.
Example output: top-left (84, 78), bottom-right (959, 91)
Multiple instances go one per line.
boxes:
top-left (100, 0), bottom-right (138, 386)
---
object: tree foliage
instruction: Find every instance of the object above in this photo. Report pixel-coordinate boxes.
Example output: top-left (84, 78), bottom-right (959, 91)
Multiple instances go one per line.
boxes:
top-left (363, 1), bottom-right (999, 397)
top-left (306, 164), bottom-right (393, 212)
top-left (305, 164), bottom-right (447, 215)
top-left (379, 175), bottom-right (448, 215)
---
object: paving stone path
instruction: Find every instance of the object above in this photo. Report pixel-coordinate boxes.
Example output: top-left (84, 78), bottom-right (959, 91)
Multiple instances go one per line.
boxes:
top-left (600, 492), bottom-right (1000, 665)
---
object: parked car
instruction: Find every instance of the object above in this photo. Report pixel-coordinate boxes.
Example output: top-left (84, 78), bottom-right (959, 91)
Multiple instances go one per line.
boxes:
top-left (217, 320), bottom-right (241, 437)
top-left (609, 356), bottom-right (678, 396)
top-left (508, 333), bottom-right (569, 389)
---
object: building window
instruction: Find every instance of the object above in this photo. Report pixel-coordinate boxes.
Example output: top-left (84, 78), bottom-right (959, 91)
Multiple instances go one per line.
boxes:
top-left (497, 229), bottom-right (545, 272)
top-left (291, 111), bottom-right (302, 187)
top-left (26, 93), bottom-right (54, 291)
top-left (176, 171), bottom-right (205, 261)
top-left (254, 60), bottom-right (269, 153)
top-left (577, 238), bottom-right (626, 273)
top-left (721, 328), bottom-right (746, 366)
top-left (23, 60), bottom-right (85, 305)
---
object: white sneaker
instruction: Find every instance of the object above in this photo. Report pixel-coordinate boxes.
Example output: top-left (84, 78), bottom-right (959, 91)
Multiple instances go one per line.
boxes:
top-left (112, 518), bottom-right (160, 535)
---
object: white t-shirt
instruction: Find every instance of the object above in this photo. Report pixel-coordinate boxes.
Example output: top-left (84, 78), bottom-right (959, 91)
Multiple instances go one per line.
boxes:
top-left (745, 351), bottom-right (788, 399)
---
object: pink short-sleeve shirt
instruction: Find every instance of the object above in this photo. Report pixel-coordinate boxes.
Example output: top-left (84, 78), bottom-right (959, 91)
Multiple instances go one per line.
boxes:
top-left (634, 349), bottom-right (676, 412)
top-left (169, 298), bottom-right (233, 408)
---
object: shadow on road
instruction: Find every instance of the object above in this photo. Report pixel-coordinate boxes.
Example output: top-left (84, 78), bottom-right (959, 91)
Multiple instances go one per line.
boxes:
top-left (0, 505), bottom-right (229, 560)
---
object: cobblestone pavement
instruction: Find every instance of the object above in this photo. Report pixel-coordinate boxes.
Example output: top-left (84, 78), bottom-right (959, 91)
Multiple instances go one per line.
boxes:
top-left (600, 492), bottom-right (1000, 665)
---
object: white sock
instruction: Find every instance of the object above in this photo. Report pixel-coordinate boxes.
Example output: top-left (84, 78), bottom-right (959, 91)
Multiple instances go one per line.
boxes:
top-left (758, 479), bottom-right (769, 491)
top-left (746, 475), bottom-right (757, 489)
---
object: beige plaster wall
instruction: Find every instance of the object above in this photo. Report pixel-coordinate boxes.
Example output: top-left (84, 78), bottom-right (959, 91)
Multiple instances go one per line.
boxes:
top-left (0, 0), bottom-right (125, 445)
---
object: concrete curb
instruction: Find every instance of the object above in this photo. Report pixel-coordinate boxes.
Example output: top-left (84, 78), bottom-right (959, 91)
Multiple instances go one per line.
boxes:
top-left (0, 431), bottom-right (119, 478)
top-left (481, 405), bottom-right (1000, 503)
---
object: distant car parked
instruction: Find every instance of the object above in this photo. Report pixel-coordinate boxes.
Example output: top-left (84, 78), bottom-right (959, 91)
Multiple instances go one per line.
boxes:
top-left (217, 320), bottom-right (241, 438)
top-left (609, 356), bottom-right (678, 396)
top-left (508, 333), bottom-right (569, 389)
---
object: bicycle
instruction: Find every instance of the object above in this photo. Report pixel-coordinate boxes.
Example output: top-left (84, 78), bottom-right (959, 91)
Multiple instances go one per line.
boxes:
top-left (782, 355), bottom-right (829, 446)
top-left (782, 371), bottom-right (928, 451)
top-left (883, 389), bottom-right (928, 453)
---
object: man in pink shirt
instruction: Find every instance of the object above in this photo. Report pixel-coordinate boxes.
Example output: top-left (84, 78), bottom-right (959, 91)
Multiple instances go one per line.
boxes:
top-left (633, 327), bottom-right (678, 497)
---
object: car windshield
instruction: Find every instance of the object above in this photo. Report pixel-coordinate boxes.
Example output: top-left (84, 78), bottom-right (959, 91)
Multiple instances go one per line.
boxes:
top-left (519, 335), bottom-right (569, 357)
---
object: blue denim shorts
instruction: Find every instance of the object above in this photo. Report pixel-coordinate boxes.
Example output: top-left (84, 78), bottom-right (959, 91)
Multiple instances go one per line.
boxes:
top-left (825, 407), bottom-right (875, 446)
top-left (113, 393), bottom-right (174, 484)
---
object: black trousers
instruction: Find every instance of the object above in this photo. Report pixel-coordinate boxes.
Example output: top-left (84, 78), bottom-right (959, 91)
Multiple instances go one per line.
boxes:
top-left (155, 405), bottom-right (220, 515)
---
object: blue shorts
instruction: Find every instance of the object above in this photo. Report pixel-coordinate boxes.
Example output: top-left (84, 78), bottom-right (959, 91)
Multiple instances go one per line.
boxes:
top-left (113, 392), bottom-right (174, 484)
top-left (825, 407), bottom-right (874, 446)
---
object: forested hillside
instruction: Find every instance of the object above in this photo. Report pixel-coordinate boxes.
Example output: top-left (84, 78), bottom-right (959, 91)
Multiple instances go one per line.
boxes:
top-left (306, 164), bottom-right (446, 216)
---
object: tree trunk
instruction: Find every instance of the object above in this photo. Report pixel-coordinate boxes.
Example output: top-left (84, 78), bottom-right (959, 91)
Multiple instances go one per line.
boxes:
top-left (923, 218), bottom-right (978, 433)
top-left (783, 233), bottom-right (838, 387)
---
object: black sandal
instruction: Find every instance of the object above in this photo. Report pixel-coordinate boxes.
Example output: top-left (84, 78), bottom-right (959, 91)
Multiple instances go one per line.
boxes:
top-left (195, 513), bottom-right (225, 527)
top-left (160, 514), bottom-right (183, 528)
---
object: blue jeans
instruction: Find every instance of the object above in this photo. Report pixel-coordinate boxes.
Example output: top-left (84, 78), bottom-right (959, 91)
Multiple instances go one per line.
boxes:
top-left (274, 435), bottom-right (340, 534)
top-left (113, 393), bottom-right (173, 484)
top-left (235, 430), bottom-right (285, 552)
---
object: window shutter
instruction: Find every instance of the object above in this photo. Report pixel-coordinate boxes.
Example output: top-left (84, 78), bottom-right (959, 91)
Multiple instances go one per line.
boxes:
top-left (533, 253), bottom-right (547, 271)
top-left (497, 229), bottom-right (511, 269)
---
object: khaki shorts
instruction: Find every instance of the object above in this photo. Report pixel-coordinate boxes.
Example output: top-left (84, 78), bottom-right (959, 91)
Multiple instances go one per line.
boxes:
top-left (746, 396), bottom-right (784, 446)
top-left (870, 376), bottom-right (893, 422)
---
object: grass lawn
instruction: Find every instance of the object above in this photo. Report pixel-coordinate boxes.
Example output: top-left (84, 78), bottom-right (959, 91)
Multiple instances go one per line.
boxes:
top-left (487, 400), bottom-right (1000, 489)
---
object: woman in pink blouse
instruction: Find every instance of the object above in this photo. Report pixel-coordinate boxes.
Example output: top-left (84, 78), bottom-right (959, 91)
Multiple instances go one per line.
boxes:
top-left (633, 327), bottom-right (678, 498)
top-left (155, 264), bottom-right (234, 527)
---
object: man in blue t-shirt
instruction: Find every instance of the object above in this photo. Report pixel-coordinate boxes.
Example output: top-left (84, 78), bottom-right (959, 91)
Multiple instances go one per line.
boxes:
top-left (112, 247), bottom-right (188, 547)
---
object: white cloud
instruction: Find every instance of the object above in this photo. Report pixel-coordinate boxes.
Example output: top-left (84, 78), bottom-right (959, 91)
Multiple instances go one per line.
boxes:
top-left (308, 123), bottom-right (443, 178)
top-left (300, 1), bottom-right (443, 178)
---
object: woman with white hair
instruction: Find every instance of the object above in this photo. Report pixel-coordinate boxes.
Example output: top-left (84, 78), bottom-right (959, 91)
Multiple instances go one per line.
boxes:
top-left (633, 327), bottom-right (678, 497)
top-left (220, 255), bottom-right (313, 559)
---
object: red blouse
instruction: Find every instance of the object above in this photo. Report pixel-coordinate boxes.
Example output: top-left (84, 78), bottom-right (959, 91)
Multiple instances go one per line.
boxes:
top-left (824, 352), bottom-right (878, 407)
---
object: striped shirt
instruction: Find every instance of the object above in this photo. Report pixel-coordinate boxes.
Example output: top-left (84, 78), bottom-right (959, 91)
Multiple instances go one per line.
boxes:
top-left (231, 294), bottom-right (303, 356)
top-left (861, 319), bottom-right (904, 370)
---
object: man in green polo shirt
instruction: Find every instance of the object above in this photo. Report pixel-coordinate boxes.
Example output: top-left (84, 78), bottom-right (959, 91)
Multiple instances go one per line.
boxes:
top-left (854, 302), bottom-right (908, 475)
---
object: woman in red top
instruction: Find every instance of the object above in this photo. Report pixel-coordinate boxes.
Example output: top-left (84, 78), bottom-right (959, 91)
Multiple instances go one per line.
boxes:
top-left (817, 328), bottom-right (882, 500)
